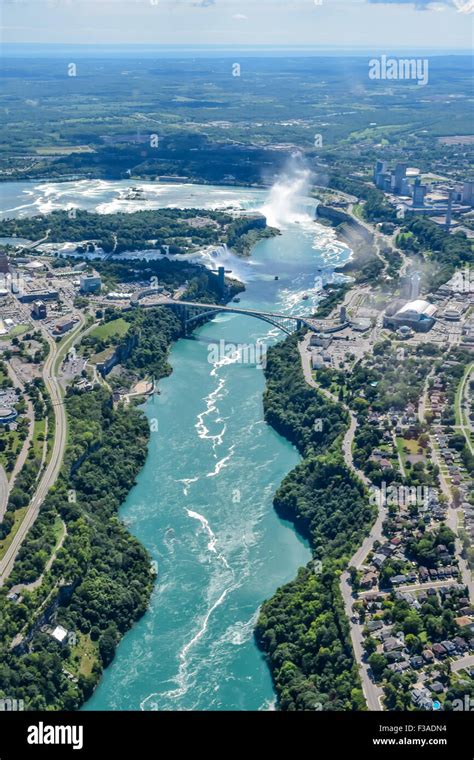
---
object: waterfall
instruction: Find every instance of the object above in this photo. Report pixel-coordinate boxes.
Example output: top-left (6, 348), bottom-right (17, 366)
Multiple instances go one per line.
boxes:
top-left (259, 165), bottom-right (315, 229)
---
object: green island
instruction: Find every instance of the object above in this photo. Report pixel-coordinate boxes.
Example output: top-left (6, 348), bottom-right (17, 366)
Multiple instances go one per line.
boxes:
top-left (0, 208), bottom-right (276, 258)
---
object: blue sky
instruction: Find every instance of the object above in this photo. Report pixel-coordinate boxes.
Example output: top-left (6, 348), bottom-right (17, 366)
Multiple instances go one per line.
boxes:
top-left (1, 0), bottom-right (472, 49)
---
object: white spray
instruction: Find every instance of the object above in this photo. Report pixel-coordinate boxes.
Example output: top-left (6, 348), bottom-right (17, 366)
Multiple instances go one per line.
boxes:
top-left (260, 164), bottom-right (313, 229)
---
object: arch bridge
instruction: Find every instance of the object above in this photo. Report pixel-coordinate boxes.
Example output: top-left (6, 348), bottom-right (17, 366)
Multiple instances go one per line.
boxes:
top-left (136, 294), bottom-right (318, 335)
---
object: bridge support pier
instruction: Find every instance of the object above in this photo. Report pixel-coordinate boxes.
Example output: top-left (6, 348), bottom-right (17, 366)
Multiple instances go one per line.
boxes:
top-left (171, 303), bottom-right (189, 336)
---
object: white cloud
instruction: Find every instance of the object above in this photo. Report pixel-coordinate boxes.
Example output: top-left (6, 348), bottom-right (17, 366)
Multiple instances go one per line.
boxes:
top-left (452, 0), bottom-right (474, 11)
top-left (2, 0), bottom-right (472, 46)
top-left (368, 0), bottom-right (473, 11)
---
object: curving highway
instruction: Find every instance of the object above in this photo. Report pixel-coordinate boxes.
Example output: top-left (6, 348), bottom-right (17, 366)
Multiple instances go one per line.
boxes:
top-left (0, 315), bottom-right (85, 585)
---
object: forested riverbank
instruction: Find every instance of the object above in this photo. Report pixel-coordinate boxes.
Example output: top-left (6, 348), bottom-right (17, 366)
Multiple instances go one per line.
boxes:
top-left (0, 207), bottom-right (276, 258)
top-left (0, 266), bottom-right (243, 709)
top-left (0, 304), bottom-right (207, 708)
top-left (0, 384), bottom-right (155, 708)
top-left (0, 178), bottom-right (358, 711)
top-left (255, 335), bottom-right (377, 710)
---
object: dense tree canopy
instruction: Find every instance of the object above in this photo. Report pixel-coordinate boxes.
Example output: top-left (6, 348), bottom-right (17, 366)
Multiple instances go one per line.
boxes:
top-left (256, 335), bottom-right (375, 711)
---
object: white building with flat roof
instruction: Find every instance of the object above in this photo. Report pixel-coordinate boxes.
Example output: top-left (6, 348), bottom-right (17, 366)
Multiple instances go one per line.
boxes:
top-left (51, 625), bottom-right (68, 645)
top-left (397, 299), bottom-right (437, 319)
top-left (384, 299), bottom-right (437, 332)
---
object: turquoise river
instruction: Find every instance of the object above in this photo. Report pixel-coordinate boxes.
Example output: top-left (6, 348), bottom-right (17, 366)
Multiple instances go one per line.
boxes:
top-left (0, 177), bottom-right (352, 710)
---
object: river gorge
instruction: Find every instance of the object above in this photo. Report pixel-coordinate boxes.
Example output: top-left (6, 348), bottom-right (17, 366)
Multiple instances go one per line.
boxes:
top-left (1, 175), bottom-right (352, 710)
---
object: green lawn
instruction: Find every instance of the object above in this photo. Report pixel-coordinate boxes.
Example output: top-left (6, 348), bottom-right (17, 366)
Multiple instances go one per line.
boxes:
top-left (68, 633), bottom-right (98, 678)
top-left (455, 361), bottom-right (473, 430)
top-left (91, 347), bottom-right (115, 364)
top-left (400, 438), bottom-right (422, 455)
top-left (395, 436), bottom-right (408, 463)
top-left (52, 516), bottom-right (65, 544)
top-left (351, 203), bottom-right (364, 220)
top-left (89, 318), bottom-right (129, 341)
top-left (0, 506), bottom-right (28, 561)
top-left (0, 324), bottom-right (30, 341)
top-left (45, 424), bottom-right (54, 466)
top-left (32, 417), bottom-right (47, 460)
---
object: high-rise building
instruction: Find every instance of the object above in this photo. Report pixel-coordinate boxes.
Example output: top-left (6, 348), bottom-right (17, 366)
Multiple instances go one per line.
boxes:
top-left (400, 178), bottom-right (410, 196)
top-left (461, 181), bottom-right (474, 206)
top-left (32, 300), bottom-right (47, 319)
top-left (373, 160), bottom-right (387, 180)
top-left (393, 163), bottom-right (408, 194)
top-left (412, 178), bottom-right (427, 207)
top-left (373, 160), bottom-right (388, 190)
top-left (0, 252), bottom-right (9, 275)
top-left (445, 190), bottom-right (454, 232)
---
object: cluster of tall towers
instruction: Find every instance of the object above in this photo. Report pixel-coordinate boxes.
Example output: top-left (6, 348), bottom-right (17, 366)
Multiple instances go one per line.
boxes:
top-left (373, 161), bottom-right (410, 195)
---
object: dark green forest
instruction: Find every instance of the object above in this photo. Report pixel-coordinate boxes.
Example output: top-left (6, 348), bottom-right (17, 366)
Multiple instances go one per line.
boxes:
top-left (256, 335), bottom-right (376, 711)
top-left (0, 386), bottom-right (154, 709)
top-left (0, 207), bottom-right (275, 258)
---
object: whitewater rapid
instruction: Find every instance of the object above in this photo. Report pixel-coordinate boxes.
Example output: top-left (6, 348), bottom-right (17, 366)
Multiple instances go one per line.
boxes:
top-left (0, 177), bottom-right (350, 295)
top-left (0, 175), bottom-right (353, 712)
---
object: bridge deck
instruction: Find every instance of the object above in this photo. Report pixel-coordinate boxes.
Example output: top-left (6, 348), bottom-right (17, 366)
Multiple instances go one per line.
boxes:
top-left (165, 298), bottom-right (306, 322)
top-left (133, 293), bottom-right (321, 333)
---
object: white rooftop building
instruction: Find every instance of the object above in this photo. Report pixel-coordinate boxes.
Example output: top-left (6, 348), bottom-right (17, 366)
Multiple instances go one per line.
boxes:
top-left (384, 299), bottom-right (437, 333)
top-left (51, 625), bottom-right (68, 645)
top-left (397, 299), bottom-right (437, 318)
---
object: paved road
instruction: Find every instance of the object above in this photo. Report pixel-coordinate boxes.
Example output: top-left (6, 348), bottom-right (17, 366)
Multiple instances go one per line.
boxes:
top-left (17, 229), bottom-right (50, 253)
top-left (418, 369), bottom-right (434, 425)
top-left (0, 310), bottom-right (87, 583)
top-left (450, 655), bottom-right (474, 673)
top-left (391, 578), bottom-right (458, 594)
top-left (339, 573), bottom-right (384, 711)
top-left (419, 370), bottom-right (473, 602)
top-left (454, 364), bottom-right (474, 600)
top-left (9, 520), bottom-right (67, 595)
top-left (429, 441), bottom-right (474, 603)
top-left (299, 334), bottom-right (385, 711)
top-left (358, 578), bottom-right (459, 598)
top-left (0, 329), bottom-right (68, 583)
top-left (433, 436), bottom-right (474, 603)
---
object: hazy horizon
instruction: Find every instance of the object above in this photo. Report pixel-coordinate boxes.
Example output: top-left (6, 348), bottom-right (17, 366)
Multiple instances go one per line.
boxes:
top-left (1, 0), bottom-right (472, 50)
top-left (1, 43), bottom-right (472, 58)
